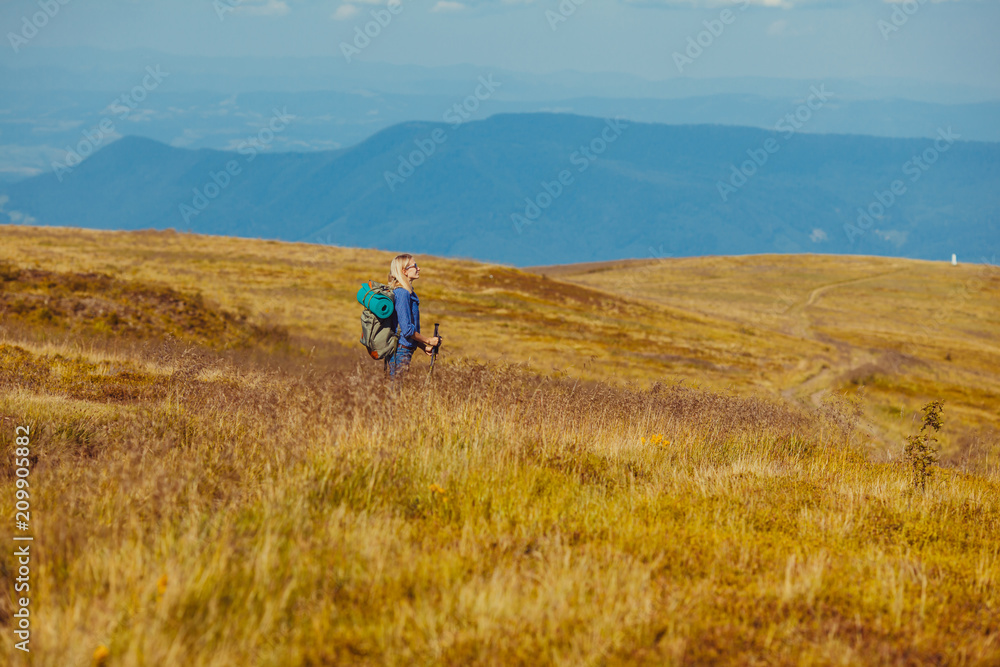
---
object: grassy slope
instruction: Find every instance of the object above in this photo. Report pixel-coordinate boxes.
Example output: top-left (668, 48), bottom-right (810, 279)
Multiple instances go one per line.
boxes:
top-left (525, 254), bottom-right (1000, 457)
top-left (0, 225), bottom-right (998, 665)
top-left (3, 225), bottom-right (996, 453)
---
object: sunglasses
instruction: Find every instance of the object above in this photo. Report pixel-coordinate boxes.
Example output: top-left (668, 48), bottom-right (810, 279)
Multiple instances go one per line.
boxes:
top-left (406, 263), bottom-right (419, 271)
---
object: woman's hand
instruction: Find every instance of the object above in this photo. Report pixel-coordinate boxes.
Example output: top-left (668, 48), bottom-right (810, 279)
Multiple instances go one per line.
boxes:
top-left (426, 336), bottom-right (441, 347)
top-left (424, 345), bottom-right (435, 356)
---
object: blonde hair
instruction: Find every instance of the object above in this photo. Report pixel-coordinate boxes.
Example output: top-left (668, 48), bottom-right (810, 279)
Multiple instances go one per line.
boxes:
top-left (387, 254), bottom-right (414, 293)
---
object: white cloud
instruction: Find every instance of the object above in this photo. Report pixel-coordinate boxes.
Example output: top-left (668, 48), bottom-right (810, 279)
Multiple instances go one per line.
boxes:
top-left (621, 0), bottom-right (980, 7)
top-left (332, 3), bottom-right (360, 20)
top-left (232, 0), bottom-right (290, 17)
top-left (875, 229), bottom-right (908, 247)
top-left (431, 1), bottom-right (467, 11)
top-left (809, 228), bottom-right (828, 243)
top-left (321, 0), bottom-right (981, 12)
top-left (766, 18), bottom-right (816, 35)
top-left (331, 0), bottom-right (408, 20)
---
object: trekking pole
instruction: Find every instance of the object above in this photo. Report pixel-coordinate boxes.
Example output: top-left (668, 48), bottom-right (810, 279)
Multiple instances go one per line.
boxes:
top-left (429, 323), bottom-right (441, 376)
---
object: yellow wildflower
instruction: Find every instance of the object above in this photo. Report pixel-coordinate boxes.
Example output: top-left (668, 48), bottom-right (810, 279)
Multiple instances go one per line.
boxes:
top-left (93, 644), bottom-right (110, 667)
top-left (157, 573), bottom-right (168, 596)
top-left (644, 434), bottom-right (671, 447)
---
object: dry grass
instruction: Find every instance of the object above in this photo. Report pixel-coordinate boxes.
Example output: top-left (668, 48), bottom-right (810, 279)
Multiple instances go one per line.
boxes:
top-left (3, 226), bottom-right (997, 457)
top-left (0, 225), bottom-right (998, 665)
top-left (529, 252), bottom-right (1000, 459)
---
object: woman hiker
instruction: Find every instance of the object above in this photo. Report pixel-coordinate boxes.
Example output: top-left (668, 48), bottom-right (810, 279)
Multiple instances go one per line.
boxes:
top-left (385, 254), bottom-right (441, 378)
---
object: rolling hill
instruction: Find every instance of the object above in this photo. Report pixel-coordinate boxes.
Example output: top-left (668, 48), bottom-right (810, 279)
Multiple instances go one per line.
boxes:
top-left (1, 226), bottom-right (998, 665)
top-left (2, 224), bottom-right (996, 455)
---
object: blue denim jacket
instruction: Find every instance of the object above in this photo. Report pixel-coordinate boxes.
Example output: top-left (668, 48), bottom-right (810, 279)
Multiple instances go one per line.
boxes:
top-left (392, 287), bottom-right (420, 350)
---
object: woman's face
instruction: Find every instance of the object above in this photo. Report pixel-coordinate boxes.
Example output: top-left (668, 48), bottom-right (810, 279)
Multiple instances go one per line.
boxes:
top-left (405, 260), bottom-right (420, 281)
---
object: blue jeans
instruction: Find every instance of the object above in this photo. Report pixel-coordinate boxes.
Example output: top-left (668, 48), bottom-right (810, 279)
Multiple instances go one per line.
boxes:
top-left (386, 345), bottom-right (416, 378)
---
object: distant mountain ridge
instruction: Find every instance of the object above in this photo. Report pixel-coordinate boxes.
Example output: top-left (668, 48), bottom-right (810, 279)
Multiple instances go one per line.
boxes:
top-left (4, 47), bottom-right (999, 181)
top-left (5, 90), bottom-right (1000, 178)
top-left (2, 113), bottom-right (997, 267)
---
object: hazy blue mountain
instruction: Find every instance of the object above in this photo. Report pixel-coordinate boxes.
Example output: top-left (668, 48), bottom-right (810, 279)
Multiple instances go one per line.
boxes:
top-left (4, 48), bottom-right (997, 184)
top-left (2, 114), bottom-right (997, 267)
top-left (3, 88), bottom-right (999, 183)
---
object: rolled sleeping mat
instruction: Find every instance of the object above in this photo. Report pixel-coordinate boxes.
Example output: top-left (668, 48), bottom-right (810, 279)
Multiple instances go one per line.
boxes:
top-left (357, 283), bottom-right (394, 319)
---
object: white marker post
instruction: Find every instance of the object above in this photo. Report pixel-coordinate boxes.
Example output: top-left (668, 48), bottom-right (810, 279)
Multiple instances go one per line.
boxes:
top-left (952, 254), bottom-right (958, 266)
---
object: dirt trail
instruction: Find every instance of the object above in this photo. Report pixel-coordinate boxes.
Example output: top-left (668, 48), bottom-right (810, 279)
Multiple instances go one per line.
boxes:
top-left (783, 266), bottom-right (910, 338)
top-left (778, 266), bottom-right (911, 446)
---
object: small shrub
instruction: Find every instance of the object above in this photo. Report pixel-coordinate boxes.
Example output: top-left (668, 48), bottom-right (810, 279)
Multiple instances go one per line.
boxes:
top-left (904, 400), bottom-right (944, 492)
top-left (0, 260), bottom-right (21, 282)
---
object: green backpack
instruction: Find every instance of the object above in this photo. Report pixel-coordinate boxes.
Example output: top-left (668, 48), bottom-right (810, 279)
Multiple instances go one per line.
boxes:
top-left (357, 281), bottom-right (399, 360)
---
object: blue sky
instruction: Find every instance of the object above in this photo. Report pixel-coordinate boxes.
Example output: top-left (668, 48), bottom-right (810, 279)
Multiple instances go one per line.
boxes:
top-left (2, 0), bottom-right (999, 89)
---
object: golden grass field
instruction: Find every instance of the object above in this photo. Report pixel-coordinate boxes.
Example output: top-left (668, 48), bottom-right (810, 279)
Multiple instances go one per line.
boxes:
top-left (1, 224), bottom-right (998, 665)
